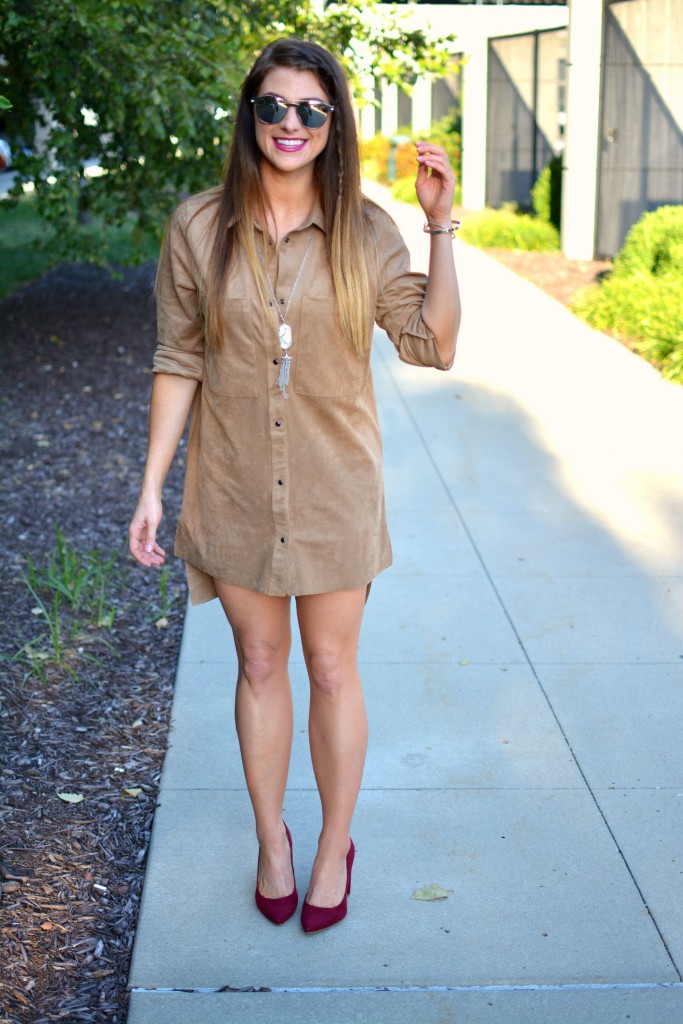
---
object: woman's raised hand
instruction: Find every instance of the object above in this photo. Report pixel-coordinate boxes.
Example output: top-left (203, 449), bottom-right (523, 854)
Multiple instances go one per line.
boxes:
top-left (414, 141), bottom-right (456, 227)
top-left (128, 492), bottom-right (166, 567)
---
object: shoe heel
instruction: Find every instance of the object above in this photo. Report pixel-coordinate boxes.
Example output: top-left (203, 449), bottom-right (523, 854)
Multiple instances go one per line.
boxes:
top-left (346, 839), bottom-right (355, 895)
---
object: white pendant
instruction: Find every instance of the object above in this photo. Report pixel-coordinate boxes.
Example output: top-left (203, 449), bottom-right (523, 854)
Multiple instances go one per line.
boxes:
top-left (279, 323), bottom-right (293, 350)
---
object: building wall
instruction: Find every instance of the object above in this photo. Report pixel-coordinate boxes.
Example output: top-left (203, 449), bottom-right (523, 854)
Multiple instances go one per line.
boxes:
top-left (596, 0), bottom-right (683, 256)
top-left (611, 0), bottom-right (682, 121)
top-left (486, 28), bottom-right (568, 209)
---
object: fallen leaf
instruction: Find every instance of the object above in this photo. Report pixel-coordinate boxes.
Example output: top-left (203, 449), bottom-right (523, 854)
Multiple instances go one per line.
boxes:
top-left (154, 616), bottom-right (169, 629)
top-left (122, 788), bottom-right (142, 798)
top-left (40, 922), bottom-right (53, 931)
top-left (57, 792), bottom-right (84, 804)
top-left (411, 883), bottom-right (450, 901)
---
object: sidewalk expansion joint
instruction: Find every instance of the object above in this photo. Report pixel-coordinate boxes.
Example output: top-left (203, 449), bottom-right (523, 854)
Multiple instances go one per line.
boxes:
top-left (130, 982), bottom-right (683, 996)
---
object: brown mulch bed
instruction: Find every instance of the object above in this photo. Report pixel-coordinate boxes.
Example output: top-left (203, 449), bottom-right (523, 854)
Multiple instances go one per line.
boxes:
top-left (0, 264), bottom-right (187, 1023)
top-left (0, 245), bottom-right (612, 1024)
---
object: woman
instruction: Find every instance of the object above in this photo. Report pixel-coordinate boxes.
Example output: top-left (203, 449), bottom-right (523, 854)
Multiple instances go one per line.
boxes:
top-left (129, 38), bottom-right (460, 933)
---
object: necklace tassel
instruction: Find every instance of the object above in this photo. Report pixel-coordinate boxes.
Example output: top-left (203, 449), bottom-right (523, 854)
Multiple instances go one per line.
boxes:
top-left (277, 353), bottom-right (291, 398)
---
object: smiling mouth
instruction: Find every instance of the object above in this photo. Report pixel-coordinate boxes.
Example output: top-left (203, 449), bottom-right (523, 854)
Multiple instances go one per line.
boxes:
top-left (274, 138), bottom-right (307, 152)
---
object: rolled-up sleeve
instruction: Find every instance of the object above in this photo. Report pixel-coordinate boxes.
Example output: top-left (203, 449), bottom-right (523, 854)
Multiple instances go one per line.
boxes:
top-left (370, 209), bottom-right (453, 372)
top-left (153, 203), bottom-right (205, 381)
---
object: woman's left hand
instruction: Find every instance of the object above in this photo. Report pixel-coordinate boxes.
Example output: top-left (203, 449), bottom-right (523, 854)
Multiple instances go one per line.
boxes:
top-left (415, 141), bottom-right (455, 225)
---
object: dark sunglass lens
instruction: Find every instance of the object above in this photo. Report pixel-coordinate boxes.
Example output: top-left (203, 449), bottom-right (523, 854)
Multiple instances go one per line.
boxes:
top-left (298, 102), bottom-right (327, 129)
top-left (255, 97), bottom-right (285, 124)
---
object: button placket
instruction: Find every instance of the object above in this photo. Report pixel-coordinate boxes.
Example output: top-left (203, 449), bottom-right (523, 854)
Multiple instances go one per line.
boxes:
top-left (268, 325), bottom-right (289, 590)
top-left (264, 229), bottom-right (314, 592)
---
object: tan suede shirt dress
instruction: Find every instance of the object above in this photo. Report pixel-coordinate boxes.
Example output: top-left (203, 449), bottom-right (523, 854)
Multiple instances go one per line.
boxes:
top-left (153, 188), bottom-right (452, 603)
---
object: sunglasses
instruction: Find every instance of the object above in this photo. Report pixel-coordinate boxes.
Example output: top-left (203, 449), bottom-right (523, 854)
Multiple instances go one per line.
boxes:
top-left (251, 94), bottom-right (334, 130)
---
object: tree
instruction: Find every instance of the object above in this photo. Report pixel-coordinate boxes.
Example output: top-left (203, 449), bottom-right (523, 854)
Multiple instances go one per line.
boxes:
top-left (0, 0), bottom-right (456, 263)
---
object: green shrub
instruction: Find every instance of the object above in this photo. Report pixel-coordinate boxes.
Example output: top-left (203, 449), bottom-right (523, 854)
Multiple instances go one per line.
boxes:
top-left (390, 176), bottom-right (419, 205)
top-left (0, 194), bottom-right (158, 301)
top-left (612, 204), bottom-right (683, 279)
top-left (394, 139), bottom-right (418, 180)
top-left (360, 134), bottom-right (391, 182)
top-left (572, 205), bottom-right (683, 383)
top-left (0, 195), bottom-right (54, 300)
top-left (460, 206), bottom-right (560, 251)
top-left (531, 155), bottom-right (562, 230)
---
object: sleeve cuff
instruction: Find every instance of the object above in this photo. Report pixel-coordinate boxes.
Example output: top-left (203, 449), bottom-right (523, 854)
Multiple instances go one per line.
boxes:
top-left (153, 347), bottom-right (204, 381)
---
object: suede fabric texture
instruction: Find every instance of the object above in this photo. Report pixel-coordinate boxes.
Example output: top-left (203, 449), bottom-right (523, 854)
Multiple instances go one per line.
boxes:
top-left (153, 189), bottom-right (452, 602)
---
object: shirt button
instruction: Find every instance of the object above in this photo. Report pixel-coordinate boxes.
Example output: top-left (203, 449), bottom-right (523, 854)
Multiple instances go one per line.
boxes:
top-left (273, 358), bottom-right (279, 365)
top-left (280, 298), bottom-right (285, 304)
top-left (284, 236), bottom-right (290, 243)
top-left (280, 537), bottom-right (286, 543)
top-left (278, 479), bottom-right (284, 485)
top-left (275, 420), bottom-right (282, 427)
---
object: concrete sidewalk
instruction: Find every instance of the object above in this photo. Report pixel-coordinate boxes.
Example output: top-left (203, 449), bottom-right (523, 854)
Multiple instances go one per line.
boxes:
top-left (126, 184), bottom-right (683, 1023)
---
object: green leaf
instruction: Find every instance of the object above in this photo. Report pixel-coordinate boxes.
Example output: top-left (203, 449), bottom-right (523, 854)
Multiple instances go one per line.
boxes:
top-left (410, 883), bottom-right (451, 901)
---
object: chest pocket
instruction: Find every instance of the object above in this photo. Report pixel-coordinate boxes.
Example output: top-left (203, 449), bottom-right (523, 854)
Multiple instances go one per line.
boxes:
top-left (293, 298), bottom-right (369, 398)
top-left (205, 299), bottom-right (259, 398)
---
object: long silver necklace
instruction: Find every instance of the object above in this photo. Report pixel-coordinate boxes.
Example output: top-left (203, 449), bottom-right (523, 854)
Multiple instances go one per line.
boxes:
top-left (256, 232), bottom-right (314, 398)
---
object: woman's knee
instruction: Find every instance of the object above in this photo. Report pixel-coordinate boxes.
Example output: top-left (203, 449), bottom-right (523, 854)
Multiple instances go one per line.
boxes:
top-left (239, 639), bottom-right (287, 691)
top-left (306, 648), bottom-right (355, 699)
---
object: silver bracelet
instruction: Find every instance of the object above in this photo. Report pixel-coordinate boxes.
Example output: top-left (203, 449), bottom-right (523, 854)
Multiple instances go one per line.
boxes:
top-left (423, 220), bottom-right (461, 237)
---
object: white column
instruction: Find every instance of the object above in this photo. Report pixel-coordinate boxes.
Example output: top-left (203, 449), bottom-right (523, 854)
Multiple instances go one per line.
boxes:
top-left (561, 0), bottom-right (605, 259)
top-left (461, 41), bottom-right (488, 210)
top-left (411, 76), bottom-right (432, 136)
top-left (381, 82), bottom-right (399, 138)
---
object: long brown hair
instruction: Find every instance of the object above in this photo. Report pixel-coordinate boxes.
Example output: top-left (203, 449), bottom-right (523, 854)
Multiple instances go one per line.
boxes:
top-left (203, 38), bottom-right (371, 355)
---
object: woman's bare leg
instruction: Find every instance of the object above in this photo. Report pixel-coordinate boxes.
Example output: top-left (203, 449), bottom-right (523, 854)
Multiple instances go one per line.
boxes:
top-left (296, 587), bottom-right (368, 908)
top-left (215, 581), bottom-right (295, 899)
